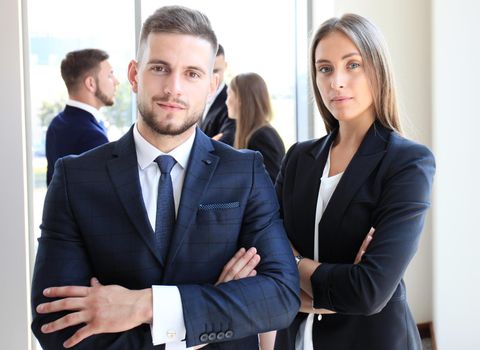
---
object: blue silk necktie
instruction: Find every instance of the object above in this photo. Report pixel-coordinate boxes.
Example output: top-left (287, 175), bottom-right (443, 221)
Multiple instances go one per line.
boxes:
top-left (154, 155), bottom-right (176, 262)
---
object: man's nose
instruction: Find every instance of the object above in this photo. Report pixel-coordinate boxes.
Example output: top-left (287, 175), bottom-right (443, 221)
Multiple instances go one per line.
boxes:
top-left (164, 73), bottom-right (182, 96)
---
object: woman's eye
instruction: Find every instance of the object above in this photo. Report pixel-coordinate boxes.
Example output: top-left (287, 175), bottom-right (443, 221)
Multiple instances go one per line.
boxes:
top-left (318, 66), bottom-right (332, 73)
top-left (348, 62), bottom-right (360, 70)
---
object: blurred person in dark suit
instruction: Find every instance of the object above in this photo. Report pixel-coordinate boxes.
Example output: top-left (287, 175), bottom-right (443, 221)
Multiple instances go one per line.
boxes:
top-left (199, 44), bottom-right (236, 146)
top-left (45, 48), bottom-right (119, 185)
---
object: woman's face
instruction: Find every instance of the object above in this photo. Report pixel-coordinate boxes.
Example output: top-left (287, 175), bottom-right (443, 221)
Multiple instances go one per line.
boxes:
top-left (314, 31), bottom-right (375, 125)
top-left (226, 86), bottom-right (239, 119)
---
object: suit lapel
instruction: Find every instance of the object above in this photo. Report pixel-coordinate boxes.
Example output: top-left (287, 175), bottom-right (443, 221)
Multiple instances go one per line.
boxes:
top-left (106, 127), bottom-right (165, 266)
top-left (319, 122), bottom-right (390, 241)
top-left (164, 130), bottom-right (219, 277)
top-left (291, 131), bottom-right (336, 258)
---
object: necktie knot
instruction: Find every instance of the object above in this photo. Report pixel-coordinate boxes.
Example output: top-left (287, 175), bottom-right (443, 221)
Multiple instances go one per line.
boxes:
top-left (155, 155), bottom-right (176, 174)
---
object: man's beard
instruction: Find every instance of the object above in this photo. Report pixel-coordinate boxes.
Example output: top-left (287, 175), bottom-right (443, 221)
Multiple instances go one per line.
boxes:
top-left (138, 94), bottom-right (202, 136)
top-left (95, 86), bottom-right (114, 107)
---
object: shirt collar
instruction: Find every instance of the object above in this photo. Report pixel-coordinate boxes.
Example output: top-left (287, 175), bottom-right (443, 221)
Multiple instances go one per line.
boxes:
top-left (133, 123), bottom-right (196, 171)
top-left (66, 99), bottom-right (101, 122)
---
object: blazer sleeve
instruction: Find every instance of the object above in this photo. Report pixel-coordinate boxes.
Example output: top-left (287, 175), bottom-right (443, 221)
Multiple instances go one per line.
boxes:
top-left (217, 113), bottom-right (236, 146)
top-left (31, 159), bottom-right (157, 350)
top-left (178, 152), bottom-right (300, 347)
top-left (310, 143), bottom-right (435, 315)
top-left (248, 128), bottom-right (285, 184)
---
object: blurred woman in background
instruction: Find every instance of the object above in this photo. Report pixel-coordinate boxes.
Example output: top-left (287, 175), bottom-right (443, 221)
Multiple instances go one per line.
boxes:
top-left (226, 72), bottom-right (285, 183)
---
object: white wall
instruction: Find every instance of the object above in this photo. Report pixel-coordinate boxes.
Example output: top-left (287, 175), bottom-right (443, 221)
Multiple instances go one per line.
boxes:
top-left (433, 0), bottom-right (480, 348)
top-left (0, 0), bottom-right (32, 348)
top-left (313, 0), bottom-right (434, 323)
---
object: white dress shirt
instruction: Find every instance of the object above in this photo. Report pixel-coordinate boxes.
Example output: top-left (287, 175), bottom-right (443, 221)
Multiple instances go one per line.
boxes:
top-left (133, 124), bottom-right (196, 349)
top-left (295, 145), bottom-right (343, 350)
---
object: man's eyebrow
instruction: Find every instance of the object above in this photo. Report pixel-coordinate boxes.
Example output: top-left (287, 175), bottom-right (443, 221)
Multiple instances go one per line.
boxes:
top-left (186, 65), bottom-right (207, 75)
top-left (146, 59), bottom-right (169, 65)
top-left (146, 60), bottom-right (207, 75)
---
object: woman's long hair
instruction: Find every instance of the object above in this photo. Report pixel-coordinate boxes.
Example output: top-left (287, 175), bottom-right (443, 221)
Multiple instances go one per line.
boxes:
top-left (310, 13), bottom-right (402, 134)
top-left (230, 73), bottom-right (273, 149)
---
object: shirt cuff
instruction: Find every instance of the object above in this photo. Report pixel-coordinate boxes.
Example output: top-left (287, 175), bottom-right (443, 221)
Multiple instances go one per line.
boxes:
top-left (151, 285), bottom-right (186, 346)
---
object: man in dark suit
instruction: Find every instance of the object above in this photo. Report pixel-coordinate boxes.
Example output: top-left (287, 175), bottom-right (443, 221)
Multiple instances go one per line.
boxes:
top-left (199, 44), bottom-right (236, 146)
top-left (45, 48), bottom-right (119, 185)
top-left (31, 6), bottom-right (299, 350)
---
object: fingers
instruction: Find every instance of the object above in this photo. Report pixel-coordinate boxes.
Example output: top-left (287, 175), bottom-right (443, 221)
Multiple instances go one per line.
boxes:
top-left (63, 325), bottom-right (94, 348)
top-left (43, 285), bottom-right (89, 298)
top-left (90, 277), bottom-right (101, 287)
top-left (354, 227), bottom-right (375, 264)
top-left (217, 248), bottom-right (246, 283)
top-left (37, 297), bottom-right (85, 314)
top-left (212, 133), bottom-right (223, 141)
top-left (216, 247), bottom-right (260, 285)
top-left (40, 311), bottom-right (86, 334)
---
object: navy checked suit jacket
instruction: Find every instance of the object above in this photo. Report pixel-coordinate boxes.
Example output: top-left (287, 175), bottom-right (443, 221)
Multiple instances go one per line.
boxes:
top-left (274, 122), bottom-right (435, 350)
top-left (46, 105), bottom-right (108, 185)
top-left (31, 127), bottom-right (300, 349)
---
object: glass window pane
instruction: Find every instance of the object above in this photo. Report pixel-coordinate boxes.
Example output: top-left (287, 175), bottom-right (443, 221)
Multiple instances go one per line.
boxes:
top-left (27, 0), bottom-right (136, 274)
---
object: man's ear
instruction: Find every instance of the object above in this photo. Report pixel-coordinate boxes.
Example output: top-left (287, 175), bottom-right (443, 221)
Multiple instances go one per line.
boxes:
top-left (127, 60), bottom-right (139, 93)
top-left (84, 76), bottom-right (96, 94)
top-left (210, 73), bottom-right (220, 97)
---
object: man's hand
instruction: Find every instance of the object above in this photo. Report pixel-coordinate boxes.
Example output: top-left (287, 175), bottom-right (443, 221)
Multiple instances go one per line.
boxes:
top-left (216, 247), bottom-right (260, 285)
top-left (36, 277), bottom-right (152, 348)
top-left (211, 133), bottom-right (224, 141)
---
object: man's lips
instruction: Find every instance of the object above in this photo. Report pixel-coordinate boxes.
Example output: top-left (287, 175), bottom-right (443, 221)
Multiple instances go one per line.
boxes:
top-left (156, 102), bottom-right (186, 110)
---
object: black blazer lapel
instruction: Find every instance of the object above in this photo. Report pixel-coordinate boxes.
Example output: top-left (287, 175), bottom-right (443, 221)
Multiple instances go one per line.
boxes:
top-left (106, 127), bottom-right (165, 266)
top-left (291, 131), bottom-right (337, 259)
top-left (319, 122), bottom-right (390, 246)
top-left (164, 129), bottom-right (219, 278)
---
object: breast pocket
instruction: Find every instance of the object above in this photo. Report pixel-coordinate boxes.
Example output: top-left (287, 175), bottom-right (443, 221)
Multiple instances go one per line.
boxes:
top-left (196, 201), bottom-right (243, 224)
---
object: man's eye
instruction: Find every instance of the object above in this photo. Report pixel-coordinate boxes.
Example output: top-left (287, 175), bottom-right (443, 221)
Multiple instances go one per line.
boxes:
top-left (152, 66), bottom-right (166, 72)
top-left (188, 71), bottom-right (200, 79)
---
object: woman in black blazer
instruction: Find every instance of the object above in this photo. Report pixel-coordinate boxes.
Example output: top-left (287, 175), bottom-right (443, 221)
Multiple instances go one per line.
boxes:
top-left (274, 14), bottom-right (435, 350)
top-left (226, 72), bottom-right (285, 183)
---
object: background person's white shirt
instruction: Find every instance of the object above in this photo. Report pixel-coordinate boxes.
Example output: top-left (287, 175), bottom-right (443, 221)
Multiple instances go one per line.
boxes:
top-left (66, 98), bottom-right (102, 122)
top-left (133, 124), bottom-right (195, 349)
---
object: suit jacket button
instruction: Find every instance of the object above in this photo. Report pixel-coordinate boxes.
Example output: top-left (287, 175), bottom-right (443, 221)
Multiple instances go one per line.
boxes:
top-left (208, 332), bottom-right (216, 341)
top-left (217, 331), bottom-right (225, 340)
top-left (200, 333), bottom-right (209, 342)
top-left (225, 330), bottom-right (234, 339)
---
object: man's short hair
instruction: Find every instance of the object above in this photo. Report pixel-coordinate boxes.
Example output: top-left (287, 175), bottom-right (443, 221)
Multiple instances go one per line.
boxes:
top-left (137, 5), bottom-right (218, 61)
top-left (217, 44), bottom-right (224, 57)
top-left (60, 49), bottom-right (109, 93)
